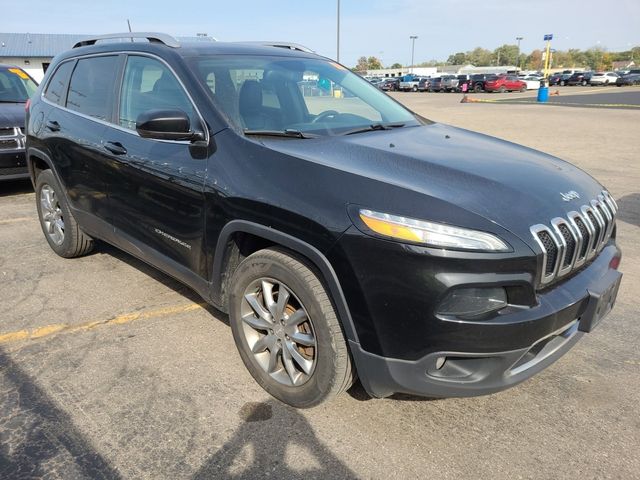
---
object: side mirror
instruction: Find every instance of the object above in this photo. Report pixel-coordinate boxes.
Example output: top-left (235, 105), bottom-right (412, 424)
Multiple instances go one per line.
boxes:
top-left (136, 109), bottom-right (203, 141)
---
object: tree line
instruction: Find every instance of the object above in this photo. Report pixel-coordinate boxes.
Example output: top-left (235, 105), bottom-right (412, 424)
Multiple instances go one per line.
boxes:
top-left (354, 45), bottom-right (639, 72)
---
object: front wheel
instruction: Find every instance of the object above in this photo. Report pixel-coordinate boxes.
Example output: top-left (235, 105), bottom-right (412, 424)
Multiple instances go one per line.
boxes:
top-left (35, 170), bottom-right (94, 258)
top-left (412, 85), bottom-right (418, 92)
top-left (560, 80), bottom-right (566, 86)
top-left (582, 80), bottom-right (587, 86)
top-left (229, 248), bottom-right (354, 408)
top-left (498, 86), bottom-right (506, 93)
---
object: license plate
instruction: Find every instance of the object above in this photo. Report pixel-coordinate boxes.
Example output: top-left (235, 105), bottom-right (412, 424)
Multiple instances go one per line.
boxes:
top-left (579, 272), bottom-right (622, 333)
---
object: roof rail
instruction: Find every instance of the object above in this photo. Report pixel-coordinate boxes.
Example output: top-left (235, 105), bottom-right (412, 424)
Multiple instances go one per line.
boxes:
top-left (239, 41), bottom-right (315, 53)
top-left (73, 32), bottom-right (180, 49)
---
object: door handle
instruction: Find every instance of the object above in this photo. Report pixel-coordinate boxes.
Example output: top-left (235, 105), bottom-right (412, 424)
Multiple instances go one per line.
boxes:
top-left (104, 141), bottom-right (127, 155)
top-left (45, 120), bottom-right (60, 132)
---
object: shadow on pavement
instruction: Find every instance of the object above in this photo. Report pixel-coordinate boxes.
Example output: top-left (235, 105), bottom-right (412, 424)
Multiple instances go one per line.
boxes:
top-left (616, 193), bottom-right (640, 228)
top-left (97, 242), bottom-right (229, 324)
top-left (0, 179), bottom-right (33, 197)
top-left (0, 348), bottom-right (121, 479)
top-left (193, 400), bottom-right (358, 479)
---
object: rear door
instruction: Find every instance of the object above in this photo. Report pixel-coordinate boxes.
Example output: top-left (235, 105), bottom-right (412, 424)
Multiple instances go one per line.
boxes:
top-left (103, 54), bottom-right (208, 277)
top-left (42, 55), bottom-right (121, 224)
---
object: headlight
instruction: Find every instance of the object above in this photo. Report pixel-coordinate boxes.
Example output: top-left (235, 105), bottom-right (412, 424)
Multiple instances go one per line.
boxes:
top-left (358, 209), bottom-right (510, 252)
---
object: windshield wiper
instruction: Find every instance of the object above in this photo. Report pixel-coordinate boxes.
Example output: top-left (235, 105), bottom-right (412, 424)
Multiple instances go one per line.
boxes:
top-left (0, 100), bottom-right (26, 103)
top-left (244, 129), bottom-right (318, 139)
top-left (341, 123), bottom-right (406, 136)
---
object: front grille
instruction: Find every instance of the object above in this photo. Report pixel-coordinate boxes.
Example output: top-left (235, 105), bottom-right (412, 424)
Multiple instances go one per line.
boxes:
top-left (558, 223), bottom-right (575, 267)
top-left (536, 230), bottom-right (558, 276)
top-left (0, 127), bottom-right (24, 151)
top-left (573, 217), bottom-right (590, 259)
top-left (530, 190), bottom-right (617, 286)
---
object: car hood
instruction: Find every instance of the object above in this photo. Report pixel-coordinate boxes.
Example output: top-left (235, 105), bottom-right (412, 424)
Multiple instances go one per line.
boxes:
top-left (259, 123), bottom-right (605, 243)
top-left (0, 103), bottom-right (25, 128)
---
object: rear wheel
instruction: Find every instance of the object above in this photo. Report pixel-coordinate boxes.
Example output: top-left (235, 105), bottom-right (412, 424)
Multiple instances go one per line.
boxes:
top-left (498, 86), bottom-right (506, 93)
top-left (412, 85), bottom-right (418, 92)
top-left (474, 84), bottom-right (483, 93)
top-left (229, 248), bottom-right (354, 408)
top-left (519, 85), bottom-right (527, 92)
top-left (560, 80), bottom-right (566, 86)
top-left (35, 170), bottom-right (94, 258)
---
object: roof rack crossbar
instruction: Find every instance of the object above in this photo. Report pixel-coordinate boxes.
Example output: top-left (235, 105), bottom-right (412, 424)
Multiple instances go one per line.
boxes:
top-left (73, 32), bottom-right (180, 49)
top-left (238, 41), bottom-right (315, 53)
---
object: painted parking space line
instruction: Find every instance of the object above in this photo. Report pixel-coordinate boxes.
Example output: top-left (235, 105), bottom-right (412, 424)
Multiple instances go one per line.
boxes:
top-left (0, 217), bottom-right (35, 225)
top-left (0, 302), bottom-right (207, 346)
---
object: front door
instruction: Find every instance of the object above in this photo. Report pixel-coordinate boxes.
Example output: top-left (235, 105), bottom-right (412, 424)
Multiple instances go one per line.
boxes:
top-left (103, 54), bottom-right (208, 277)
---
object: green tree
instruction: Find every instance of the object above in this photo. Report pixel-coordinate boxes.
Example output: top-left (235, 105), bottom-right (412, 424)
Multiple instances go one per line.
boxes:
top-left (493, 44), bottom-right (520, 66)
top-left (367, 56), bottom-right (383, 70)
top-left (355, 56), bottom-right (369, 72)
top-left (466, 47), bottom-right (493, 66)
top-left (390, 62), bottom-right (403, 69)
top-left (525, 49), bottom-right (543, 70)
top-left (447, 52), bottom-right (467, 65)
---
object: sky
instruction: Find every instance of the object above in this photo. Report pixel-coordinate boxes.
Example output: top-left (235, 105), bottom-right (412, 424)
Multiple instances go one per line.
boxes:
top-left (4, 0), bottom-right (639, 67)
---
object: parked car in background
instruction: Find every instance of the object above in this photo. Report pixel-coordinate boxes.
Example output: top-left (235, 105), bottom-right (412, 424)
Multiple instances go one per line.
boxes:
top-left (379, 78), bottom-right (400, 91)
top-left (616, 73), bottom-right (640, 86)
top-left (428, 77), bottom-right (444, 92)
top-left (589, 72), bottom-right (619, 85)
top-left (567, 71), bottom-right (593, 86)
top-left (521, 76), bottom-right (541, 90)
top-left (417, 77), bottom-right (430, 92)
top-left (484, 75), bottom-right (527, 93)
top-left (439, 75), bottom-right (459, 92)
top-left (399, 74), bottom-right (429, 92)
top-left (549, 73), bottom-right (572, 86)
top-left (469, 74), bottom-right (493, 92)
top-left (0, 64), bottom-right (38, 181)
top-left (456, 74), bottom-right (472, 92)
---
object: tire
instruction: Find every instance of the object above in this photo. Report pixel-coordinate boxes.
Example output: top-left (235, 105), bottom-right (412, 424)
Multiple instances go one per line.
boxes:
top-left (35, 170), bottom-right (94, 258)
top-left (582, 80), bottom-right (587, 86)
top-left (412, 85), bottom-right (418, 92)
top-left (229, 248), bottom-right (354, 408)
top-left (474, 84), bottom-right (482, 93)
top-left (560, 80), bottom-right (565, 86)
top-left (498, 86), bottom-right (506, 93)
top-left (519, 85), bottom-right (527, 92)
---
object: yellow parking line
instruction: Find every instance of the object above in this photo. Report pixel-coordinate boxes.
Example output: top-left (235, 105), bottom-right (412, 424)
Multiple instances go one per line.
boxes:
top-left (0, 217), bottom-right (34, 225)
top-left (0, 302), bottom-right (206, 345)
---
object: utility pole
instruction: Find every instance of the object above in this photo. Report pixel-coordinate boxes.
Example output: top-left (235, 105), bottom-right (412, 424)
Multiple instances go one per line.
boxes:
top-left (516, 36), bottom-right (523, 70)
top-left (409, 35), bottom-right (418, 73)
top-left (336, 0), bottom-right (341, 63)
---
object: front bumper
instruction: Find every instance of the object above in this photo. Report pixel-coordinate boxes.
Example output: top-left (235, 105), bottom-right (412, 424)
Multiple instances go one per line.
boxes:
top-left (0, 150), bottom-right (28, 180)
top-left (341, 239), bottom-right (622, 398)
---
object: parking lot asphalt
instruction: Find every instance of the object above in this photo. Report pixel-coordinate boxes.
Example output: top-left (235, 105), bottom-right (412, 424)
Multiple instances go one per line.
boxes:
top-left (1, 92), bottom-right (640, 479)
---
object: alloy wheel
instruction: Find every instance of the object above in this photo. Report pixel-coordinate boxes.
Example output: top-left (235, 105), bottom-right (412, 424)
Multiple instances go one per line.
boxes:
top-left (40, 184), bottom-right (65, 245)
top-left (240, 278), bottom-right (317, 387)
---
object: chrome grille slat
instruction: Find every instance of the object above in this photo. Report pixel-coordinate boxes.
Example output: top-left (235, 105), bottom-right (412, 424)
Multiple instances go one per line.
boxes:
top-left (531, 190), bottom-right (616, 286)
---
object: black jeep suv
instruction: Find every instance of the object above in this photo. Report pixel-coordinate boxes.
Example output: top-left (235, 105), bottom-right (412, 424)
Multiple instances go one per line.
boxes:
top-left (1, 64), bottom-right (38, 181)
top-left (26, 33), bottom-right (622, 407)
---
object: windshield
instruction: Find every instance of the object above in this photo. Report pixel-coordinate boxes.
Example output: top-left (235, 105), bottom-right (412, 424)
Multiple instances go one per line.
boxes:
top-left (189, 55), bottom-right (421, 136)
top-left (0, 67), bottom-right (38, 103)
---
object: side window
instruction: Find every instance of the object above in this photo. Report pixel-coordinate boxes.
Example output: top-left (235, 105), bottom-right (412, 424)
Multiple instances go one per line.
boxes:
top-left (119, 56), bottom-right (195, 131)
top-left (66, 56), bottom-right (119, 120)
top-left (44, 61), bottom-right (74, 105)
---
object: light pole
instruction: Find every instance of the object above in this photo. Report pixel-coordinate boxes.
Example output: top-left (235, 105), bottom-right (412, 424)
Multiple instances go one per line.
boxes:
top-left (516, 36), bottom-right (523, 71)
top-left (409, 35), bottom-right (418, 73)
top-left (336, 0), bottom-right (341, 63)
top-left (516, 37), bottom-right (524, 71)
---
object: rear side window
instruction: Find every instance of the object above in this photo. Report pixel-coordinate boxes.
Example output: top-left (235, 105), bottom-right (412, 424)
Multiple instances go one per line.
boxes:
top-left (118, 55), bottom-right (195, 131)
top-left (66, 56), bottom-right (119, 120)
top-left (44, 61), bottom-right (74, 105)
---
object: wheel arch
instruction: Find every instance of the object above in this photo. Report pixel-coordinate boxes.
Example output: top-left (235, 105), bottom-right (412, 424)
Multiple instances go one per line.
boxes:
top-left (211, 220), bottom-right (359, 343)
top-left (27, 147), bottom-right (58, 188)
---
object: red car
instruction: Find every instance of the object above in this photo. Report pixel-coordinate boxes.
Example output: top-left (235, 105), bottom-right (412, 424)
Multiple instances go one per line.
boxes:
top-left (484, 74), bottom-right (527, 93)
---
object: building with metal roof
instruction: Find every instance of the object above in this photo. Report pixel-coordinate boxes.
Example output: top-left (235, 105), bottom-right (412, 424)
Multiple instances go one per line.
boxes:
top-left (0, 32), bottom-right (216, 82)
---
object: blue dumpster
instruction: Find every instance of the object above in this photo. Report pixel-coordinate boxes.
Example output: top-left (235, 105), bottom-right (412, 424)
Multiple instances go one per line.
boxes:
top-left (537, 80), bottom-right (549, 103)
